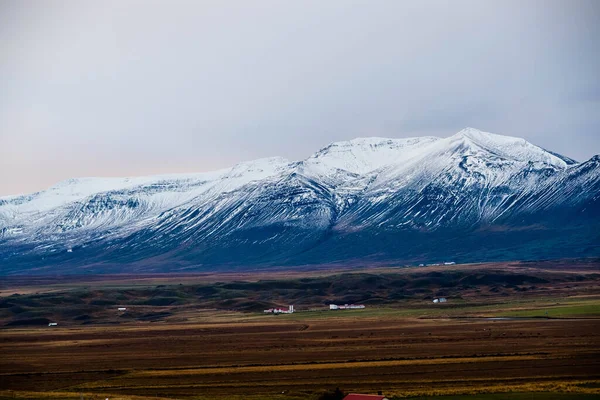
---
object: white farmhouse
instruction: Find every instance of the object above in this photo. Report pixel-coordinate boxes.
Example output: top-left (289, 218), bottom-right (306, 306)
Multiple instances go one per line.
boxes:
top-left (264, 305), bottom-right (294, 314)
top-left (329, 304), bottom-right (365, 310)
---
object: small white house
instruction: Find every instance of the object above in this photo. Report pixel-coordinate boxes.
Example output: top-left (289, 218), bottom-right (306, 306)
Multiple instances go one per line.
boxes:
top-left (329, 304), bottom-right (365, 310)
top-left (48, 322), bottom-right (58, 327)
top-left (432, 297), bottom-right (447, 303)
top-left (264, 305), bottom-right (294, 314)
top-left (118, 307), bottom-right (127, 311)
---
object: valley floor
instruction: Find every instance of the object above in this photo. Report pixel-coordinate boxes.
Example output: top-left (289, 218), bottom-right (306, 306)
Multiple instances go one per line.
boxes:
top-left (0, 261), bottom-right (599, 399)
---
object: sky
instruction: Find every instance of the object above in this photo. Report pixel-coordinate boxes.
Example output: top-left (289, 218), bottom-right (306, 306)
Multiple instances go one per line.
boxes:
top-left (1, 0), bottom-right (599, 196)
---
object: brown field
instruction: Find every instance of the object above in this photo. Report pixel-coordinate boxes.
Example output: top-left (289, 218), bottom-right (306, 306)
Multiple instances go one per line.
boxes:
top-left (1, 260), bottom-right (599, 400)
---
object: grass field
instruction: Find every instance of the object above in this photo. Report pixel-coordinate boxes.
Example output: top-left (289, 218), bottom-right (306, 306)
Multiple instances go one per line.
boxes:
top-left (1, 260), bottom-right (599, 399)
top-left (500, 302), bottom-right (600, 318)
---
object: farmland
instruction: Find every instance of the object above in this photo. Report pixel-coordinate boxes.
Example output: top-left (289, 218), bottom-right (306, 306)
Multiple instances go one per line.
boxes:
top-left (1, 259), bottom-right (599, 399)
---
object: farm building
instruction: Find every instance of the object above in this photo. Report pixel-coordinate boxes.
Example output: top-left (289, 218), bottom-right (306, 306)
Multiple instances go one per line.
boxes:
top-left (432, 297), bottom-right (447, 303)
top-left (48, 322), bottom-right (58, 327)
top-left (444, 261), bottom-right (456, 265)
top-left (264, 305), bottom-right (294, 314)
top-left (343, 394), bottom-right (388, 400)
top-left (329, 304), bottom-right (365, 310)
top-left (117, 307), bottom-right (127, 311)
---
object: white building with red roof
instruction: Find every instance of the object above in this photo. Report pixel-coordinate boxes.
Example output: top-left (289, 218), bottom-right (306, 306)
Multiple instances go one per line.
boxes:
top-left (263, 305), bottom-right (294, 314)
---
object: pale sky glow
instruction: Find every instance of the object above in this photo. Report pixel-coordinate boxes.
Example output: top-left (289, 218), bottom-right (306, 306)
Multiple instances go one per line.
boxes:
top-left (1, 0), bottom-right (599, 196)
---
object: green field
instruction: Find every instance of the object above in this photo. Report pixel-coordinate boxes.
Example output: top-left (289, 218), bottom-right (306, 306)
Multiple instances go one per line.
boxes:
top-left (500, 302), bottom-right (600, 318)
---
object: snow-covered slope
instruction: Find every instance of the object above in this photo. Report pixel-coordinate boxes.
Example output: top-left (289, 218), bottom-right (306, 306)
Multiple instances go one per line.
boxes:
top-left (0, 157), bottom-right (291, 237)
top-left (333, 128), bottom-right (577, 229)
top-left (301, 136), bottom-right (440, 175)
top-left (1, 128), bottom-right (598, 274)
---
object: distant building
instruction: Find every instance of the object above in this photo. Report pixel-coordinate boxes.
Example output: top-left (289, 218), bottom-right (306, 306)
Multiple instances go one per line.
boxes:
top-left (48, 322), bottom-right (58, 326)
top-left (264, 305), bottom-right (294, 314)
top-left (118, 307), bottom-right (127, 311)
top-left (444, 261), bottom-right (456, 265)
top-left (432, 297), bottom-right (447, 303)
top-left (329, 304), bottom-right (365, 310)
top-left (343, 394), bottom-right (388, 400)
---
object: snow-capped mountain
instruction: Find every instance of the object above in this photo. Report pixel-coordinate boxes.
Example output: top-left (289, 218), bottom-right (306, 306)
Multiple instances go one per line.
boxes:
top-left (1, 128), bottom-right (598, 274)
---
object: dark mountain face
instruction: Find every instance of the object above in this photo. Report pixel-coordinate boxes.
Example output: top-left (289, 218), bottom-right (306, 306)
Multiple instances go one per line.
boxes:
top-left (1, 129), bottom-right (599, 274)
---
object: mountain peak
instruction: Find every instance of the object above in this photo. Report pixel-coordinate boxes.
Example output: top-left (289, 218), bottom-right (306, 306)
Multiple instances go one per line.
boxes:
top-left (228, 156), bottom-right (290, 171)
top-left (453, 127), bottom-right (518, 143)
top-left (445, 128), bottom-right (570, 168)
top-left (305, 136), bottom-right (440, 175)
top-left (457, 126), bottom-right (486, 137)
top-left (581, 154), bottom-right (600, 168)
top-left (219, 156), bottom-right (291, 185)
top-left (313, 136), bottom-right (439, 154)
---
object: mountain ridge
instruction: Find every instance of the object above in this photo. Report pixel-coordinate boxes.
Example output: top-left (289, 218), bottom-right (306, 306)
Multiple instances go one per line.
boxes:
top-left (1, 128), bottom-right (598, 274)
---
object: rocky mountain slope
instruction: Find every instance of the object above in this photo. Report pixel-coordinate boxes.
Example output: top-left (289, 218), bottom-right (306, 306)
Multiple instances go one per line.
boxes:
top-left (1, 128), bottom-right (598, 274)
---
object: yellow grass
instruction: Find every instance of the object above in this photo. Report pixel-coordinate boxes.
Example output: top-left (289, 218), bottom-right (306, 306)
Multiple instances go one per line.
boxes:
top-left (128, 355), bottom-right (545, 378)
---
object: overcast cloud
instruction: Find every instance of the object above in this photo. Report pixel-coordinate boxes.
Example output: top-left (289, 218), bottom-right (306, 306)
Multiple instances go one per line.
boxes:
top-left (0, 0), bottom-right (599, 196)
